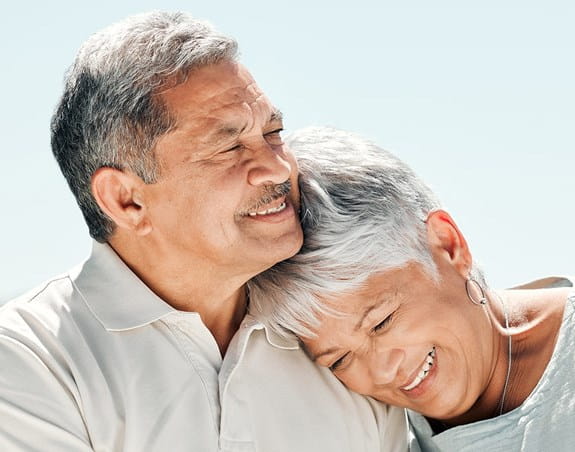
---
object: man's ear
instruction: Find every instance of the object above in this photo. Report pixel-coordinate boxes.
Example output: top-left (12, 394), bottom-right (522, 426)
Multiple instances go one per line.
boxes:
top-left (91, 167), bottom-right (152, 236)
top-left (425, 209), bottom-right (472, 277)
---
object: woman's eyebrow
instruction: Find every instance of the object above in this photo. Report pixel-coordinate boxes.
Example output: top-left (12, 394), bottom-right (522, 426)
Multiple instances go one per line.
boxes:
top-left (354, 296), bottom-right (392, 332)
top-left (309, 346), bottom-right (339, 363)
top-left (309, 293), bottom-right (393, 362)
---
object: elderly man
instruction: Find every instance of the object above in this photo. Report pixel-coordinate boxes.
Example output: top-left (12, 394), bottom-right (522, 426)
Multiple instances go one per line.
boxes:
top-left (0, 11), bottom-right (406, 452)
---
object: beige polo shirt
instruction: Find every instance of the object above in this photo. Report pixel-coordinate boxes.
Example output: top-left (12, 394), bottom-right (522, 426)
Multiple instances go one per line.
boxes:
top-left (0, 241), bottom-right (407, 451)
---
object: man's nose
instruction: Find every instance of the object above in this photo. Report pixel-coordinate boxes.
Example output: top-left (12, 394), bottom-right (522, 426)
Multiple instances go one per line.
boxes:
top-left (368, 348), bottom-right (405, 386)
top-left (246, 141), bottom-right (292, 186)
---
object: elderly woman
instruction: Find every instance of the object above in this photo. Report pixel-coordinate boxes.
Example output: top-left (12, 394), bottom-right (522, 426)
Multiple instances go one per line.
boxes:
top-left (249, 127), bottom-right (574, 451)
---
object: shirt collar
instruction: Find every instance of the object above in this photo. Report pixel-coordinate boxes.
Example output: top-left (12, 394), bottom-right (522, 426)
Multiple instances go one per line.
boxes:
top-left (241, 314), bottom-right (299, 350)
top-left (70, 240), bottom-right (301, 351)
top-left (264, 327), bottom-right (299, 349)
top-left (70, 240), bottom-right (175, 331)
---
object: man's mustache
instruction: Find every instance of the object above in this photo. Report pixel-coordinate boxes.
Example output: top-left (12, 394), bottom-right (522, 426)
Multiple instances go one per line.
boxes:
top-left (241, 181), bottom-right (292, 214)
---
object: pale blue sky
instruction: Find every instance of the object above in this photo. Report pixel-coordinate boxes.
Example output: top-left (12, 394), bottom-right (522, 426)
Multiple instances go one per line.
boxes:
top-left (1, 1), bottom-right (573, 302)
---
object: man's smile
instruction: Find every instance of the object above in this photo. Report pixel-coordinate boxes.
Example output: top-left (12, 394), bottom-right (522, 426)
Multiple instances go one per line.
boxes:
top-left (247, 200), bottom-right (287, 216)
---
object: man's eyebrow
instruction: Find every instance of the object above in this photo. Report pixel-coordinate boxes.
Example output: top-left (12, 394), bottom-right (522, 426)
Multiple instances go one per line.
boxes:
top-left (211, 124), bottom-right (247, 142)
top-left (207, 109), bottom-right (283, 143)
top-left (269, 109), bottom-right (283, 123)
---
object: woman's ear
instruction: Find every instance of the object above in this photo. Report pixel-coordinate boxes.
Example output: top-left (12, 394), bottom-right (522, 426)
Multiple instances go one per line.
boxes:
top-left (91, 167), bottom-right (152, 236)
top-left (425, 209), bottom-right (472, 277)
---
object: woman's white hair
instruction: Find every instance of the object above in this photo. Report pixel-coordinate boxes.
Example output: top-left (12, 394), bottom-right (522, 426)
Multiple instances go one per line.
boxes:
top-left (249, 126), bottom-right (446, 338)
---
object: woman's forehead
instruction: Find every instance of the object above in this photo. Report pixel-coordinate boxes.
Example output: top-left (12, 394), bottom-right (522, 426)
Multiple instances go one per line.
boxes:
top-left (319, 269), bottom-right (407, 311)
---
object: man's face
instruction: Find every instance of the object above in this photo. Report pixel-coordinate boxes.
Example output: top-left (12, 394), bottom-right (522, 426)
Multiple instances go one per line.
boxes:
top-left (143, 61), bottom-right (303, 276)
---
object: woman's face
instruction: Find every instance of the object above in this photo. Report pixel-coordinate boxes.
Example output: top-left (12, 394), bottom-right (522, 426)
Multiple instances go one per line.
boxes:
top-left (302, 263), bottom-right (496, 420)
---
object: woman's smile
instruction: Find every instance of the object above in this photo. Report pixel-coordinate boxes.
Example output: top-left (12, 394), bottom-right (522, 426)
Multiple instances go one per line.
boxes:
top-left (401, 346), bottom-right (436, 391)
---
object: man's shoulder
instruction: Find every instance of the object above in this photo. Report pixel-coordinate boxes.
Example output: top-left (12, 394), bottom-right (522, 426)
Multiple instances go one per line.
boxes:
top-left (229, 327), bottom-right (409, 451)
top-left (1, 273), bottom-right (75, 321)
top-left (0, 265), bottom-right (94, 349)
top-left (0, 269), bottom-right (100, 450)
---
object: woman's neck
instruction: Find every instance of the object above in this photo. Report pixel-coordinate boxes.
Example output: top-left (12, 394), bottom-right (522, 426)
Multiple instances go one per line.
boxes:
top-left (430, 287), bottom-right (568, 432)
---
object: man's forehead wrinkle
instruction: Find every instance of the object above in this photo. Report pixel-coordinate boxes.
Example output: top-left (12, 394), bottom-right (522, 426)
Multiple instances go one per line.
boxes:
top-left (164, 78), bottom-right (258, 119)
top-left (169, 101), bottom-right (250, 136)
top-left (243, 76), bottom-right (262, 94)
top-left (159, 72), bottom-right (276, 152)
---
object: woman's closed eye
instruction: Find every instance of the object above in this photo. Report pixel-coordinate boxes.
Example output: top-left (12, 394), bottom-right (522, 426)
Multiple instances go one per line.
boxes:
top-left (329, 352), bottom-right (350, 372)
top-left (372, 313), bottom-right (394, 333)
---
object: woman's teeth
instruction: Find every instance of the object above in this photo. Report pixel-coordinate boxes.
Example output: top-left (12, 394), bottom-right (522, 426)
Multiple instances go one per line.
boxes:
top-left (402, 347), bottom-right (436, 391)
top-left (248, 202), bottom-right (287, 216)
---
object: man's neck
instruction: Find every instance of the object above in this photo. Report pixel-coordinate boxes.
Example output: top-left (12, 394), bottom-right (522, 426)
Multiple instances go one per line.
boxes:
top-left (108, 237), bottom-right (251, 355)
top-left (201, 289), bottom-right (249, 355)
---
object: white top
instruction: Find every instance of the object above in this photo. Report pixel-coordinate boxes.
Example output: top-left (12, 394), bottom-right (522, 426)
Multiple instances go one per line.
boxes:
top-left (409, 277), bottom-right (575, 452)
top-left (0, 241), bottom-right (407, 452)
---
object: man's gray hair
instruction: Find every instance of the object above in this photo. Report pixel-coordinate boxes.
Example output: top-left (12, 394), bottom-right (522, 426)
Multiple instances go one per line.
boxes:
top-left (249, 127), bottom-right (444, 338)
top-left (51, 11), bottom-right (238, 242)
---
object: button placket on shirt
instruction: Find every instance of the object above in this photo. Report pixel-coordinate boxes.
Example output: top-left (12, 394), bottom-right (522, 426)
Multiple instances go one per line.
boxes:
top-left (217, 318), bottom-right (263, 452)
top-left (162, 312), bottom-right (223, 437)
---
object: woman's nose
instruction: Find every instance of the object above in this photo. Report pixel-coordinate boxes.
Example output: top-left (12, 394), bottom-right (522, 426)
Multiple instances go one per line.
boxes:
top-left (368, 348), bottom-right (405, 386)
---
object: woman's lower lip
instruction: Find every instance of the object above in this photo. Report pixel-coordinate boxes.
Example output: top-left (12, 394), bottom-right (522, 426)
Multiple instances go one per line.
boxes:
top-left (401, 350), bottom-right (438, 398)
